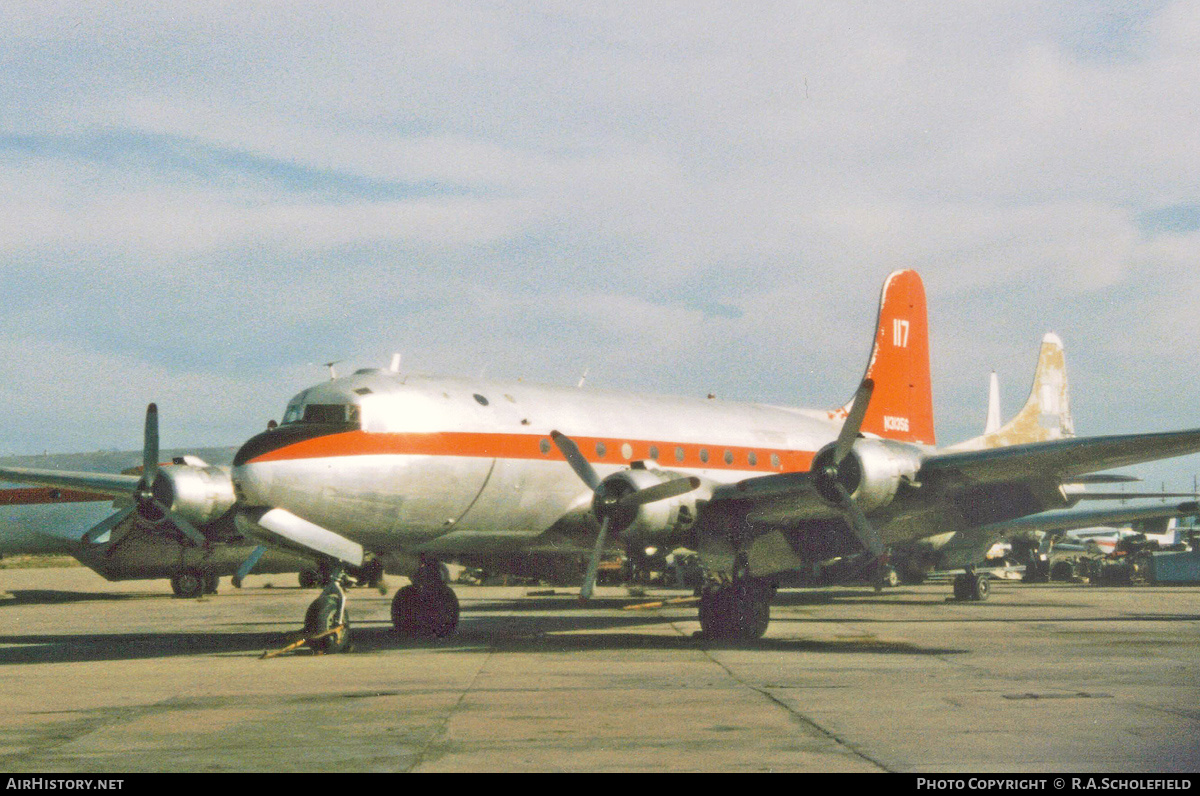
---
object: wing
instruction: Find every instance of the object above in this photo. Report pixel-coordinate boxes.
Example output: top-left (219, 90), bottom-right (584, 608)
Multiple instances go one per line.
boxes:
top-left (0, 465), bottom-right (139, 497)
top-left (918, 429), bottom-right (1200, 486)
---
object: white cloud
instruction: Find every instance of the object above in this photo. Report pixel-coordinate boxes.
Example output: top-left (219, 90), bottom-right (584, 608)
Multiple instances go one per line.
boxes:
top-left (0, 0), bottom-right (1199, 475)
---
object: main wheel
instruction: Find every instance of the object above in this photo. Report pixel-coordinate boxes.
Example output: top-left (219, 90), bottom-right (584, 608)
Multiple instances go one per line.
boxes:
top-left (392, 584), bottom-right (460, 639)
top-left (203, 573), bottom-right (219, 594)
top-left (698, 587), bottom-right (733, 638)
top-left (171, 569), bottom-right (205, 599)
top-left (298, 570), bottom-right (322, 589)
top-left (1050, 561), bottom-right (1075, 582)
top-left (699, 582), bottom-right (770, 640)
top-left (969, 573), bottom-right (990, 601)
top-left (304, 595), bottom-right (351, 654)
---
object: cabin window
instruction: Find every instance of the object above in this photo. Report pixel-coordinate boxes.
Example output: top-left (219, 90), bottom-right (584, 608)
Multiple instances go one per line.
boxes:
top-left (596, 441), bottom-right (607, 458)
top-left (771, 453), bottom-right (781, 468)
top-left (621, 443), bottom-right (633, 459)
top-left (648, 445), bottom-right (659, 460)
top-left (473, 394), bottom-right (489, 406)
top-left (699, 448), bottom-right (709, 464)
top-left (748, 451), bottom-right (758, 467)
top-left (675, 446), bottom-right (685, 463)
top-left (724, 450), bottom-right (733, 465)
top-left (540, 438), bottom-right (552, 455)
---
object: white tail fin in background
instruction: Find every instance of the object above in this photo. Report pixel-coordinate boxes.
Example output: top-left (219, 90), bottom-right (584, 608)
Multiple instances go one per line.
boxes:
top-left (984, 371), bottom-right (1001, 434)
top-left (947, 333), bottom-right (1074, 451)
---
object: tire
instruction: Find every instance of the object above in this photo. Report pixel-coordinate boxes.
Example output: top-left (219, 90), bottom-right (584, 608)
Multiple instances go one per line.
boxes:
top-left (304, 595), bottom-right (350, 654)
top-left (953, 574), bottom-right (970, 600)
top-left (969, 573), bottom-right (990, 601)
top-left (729, 583), bottom-right (770, 640)
top-left (203, 573), bottom-right (219, 594)
top-left (699, 583), bottom-right (769, 640)
top-left (298, 570), bottom-right (322, 589)
top-left (392, 584), bottom-right (460, 639)
top-left (698, 587), bottom-right (732, 639)
top-left (1050, 561), bottom-right (1075, 582)
top-left (171, 569), bottom-right (205, 599)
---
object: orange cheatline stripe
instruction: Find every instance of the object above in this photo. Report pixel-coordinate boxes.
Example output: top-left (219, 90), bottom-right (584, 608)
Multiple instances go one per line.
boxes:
top-left (0, 487), bottom-right (111, 505)
top-left (246, 429), bottom-right (816, 473)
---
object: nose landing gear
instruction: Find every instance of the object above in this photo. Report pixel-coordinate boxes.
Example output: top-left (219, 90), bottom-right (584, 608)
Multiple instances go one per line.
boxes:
top-left (304, 574), bottom-right (350, 654)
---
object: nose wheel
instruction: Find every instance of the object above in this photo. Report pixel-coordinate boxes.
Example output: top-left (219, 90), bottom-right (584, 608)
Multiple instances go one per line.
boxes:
top-left (304, 577), bottom-right (351, 654)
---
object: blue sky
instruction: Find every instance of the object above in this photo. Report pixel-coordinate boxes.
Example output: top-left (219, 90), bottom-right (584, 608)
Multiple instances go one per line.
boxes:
top-left (2, 1), bottom-right (1200, 491)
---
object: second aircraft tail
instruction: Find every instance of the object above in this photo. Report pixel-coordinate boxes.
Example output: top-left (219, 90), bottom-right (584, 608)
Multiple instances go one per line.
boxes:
top-left (947, 333), bottom-right (1075, 451)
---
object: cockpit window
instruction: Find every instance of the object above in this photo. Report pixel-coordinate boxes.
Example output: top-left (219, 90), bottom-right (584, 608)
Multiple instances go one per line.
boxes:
top-left (281, 403), bottom-right (303, 425)
top-left (304, 404), bottom-right (361, 425)
top-left (283, 403), bottom-right (362, 426)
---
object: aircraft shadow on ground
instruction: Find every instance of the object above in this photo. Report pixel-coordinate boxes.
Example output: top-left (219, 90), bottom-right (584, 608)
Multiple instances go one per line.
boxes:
top-left (0, 629), bottom-right (292, 665)
top-left (342, 621), bottom-right (970, 656)
top-left (0, 589), bottom-right (148, 606)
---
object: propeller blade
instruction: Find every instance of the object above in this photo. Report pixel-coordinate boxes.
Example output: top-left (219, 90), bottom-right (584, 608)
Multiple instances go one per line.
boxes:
top-left (142, 403), bottom-right (160, 486)
top-left (550, 430), bottom-right (601, 491)
top-left (233, 545), bottom-right (267, 588)
top-left (81, 506), bottom-right (135, 545)
top-left (834, 379), bottom-right (874, 464)
top-left (615, 476), bottom-right (701, 509)
top-left (833, 482), bottom-right (885, 558)
top-left (580, 516), bottom-right (611, 600)
top-left (155, 503), bottom-right (208, 546)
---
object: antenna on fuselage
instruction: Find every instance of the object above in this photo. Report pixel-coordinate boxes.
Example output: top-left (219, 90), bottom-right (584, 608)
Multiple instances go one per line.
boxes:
top-left (577, 368), bottom-right (589, 388)
top-left (312, 360), bottom-right (342, 380)
top-left (389, 353), bottom-right (402, 373)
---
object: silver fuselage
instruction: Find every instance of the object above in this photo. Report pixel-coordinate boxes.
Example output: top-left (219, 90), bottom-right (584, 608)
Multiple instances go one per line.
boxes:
top-left (231, 370), bottom-right (918, 559)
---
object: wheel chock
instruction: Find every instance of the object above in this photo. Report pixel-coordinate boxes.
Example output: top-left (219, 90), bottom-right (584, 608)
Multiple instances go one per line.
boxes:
top-left (260, 625), bottom-right (347, 659)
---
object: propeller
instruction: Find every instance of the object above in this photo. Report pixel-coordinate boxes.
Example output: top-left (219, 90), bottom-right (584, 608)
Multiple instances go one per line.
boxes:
top-left (550, 431), bottom-right (700, 600)
top-left (815, 380), bottom-right (889, 579)
top-left (81, 403), bottom-right (208, 547)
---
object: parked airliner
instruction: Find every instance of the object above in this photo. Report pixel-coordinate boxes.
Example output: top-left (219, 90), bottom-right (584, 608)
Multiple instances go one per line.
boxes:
top-left (6, 270), bottom-right (1200, 651)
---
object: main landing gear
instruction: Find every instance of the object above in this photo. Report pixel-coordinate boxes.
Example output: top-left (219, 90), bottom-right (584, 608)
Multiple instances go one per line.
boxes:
top-left (698, 577), bottom-right (774, 641)
top-left (391, 556), bottom-right (460, 639)
top-left (952, 566), bottom-right (990, 601)
top-left (170, 568), bottom-right (219, 599)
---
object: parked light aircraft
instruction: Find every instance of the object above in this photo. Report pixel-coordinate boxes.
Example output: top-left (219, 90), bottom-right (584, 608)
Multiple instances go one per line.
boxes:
top-left (6, 269), bottom-right (1200, 651)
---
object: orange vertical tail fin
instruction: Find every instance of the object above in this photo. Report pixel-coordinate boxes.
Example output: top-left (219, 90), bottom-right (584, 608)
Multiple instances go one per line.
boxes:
top-left (832, 270), bottom-right (935, 446)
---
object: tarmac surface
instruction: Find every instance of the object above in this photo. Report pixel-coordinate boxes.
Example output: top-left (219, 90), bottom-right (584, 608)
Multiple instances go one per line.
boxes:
top-left (0, 567), bottom-right (1198, 773)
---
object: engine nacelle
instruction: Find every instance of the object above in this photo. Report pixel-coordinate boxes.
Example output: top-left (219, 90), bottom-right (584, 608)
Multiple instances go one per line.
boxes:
top-left (150, 464), bottom-right (237, 527)
top-left (811, 438), bottom-right (923, 515)
top-left (593, 466), bottom-right (714, 549)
